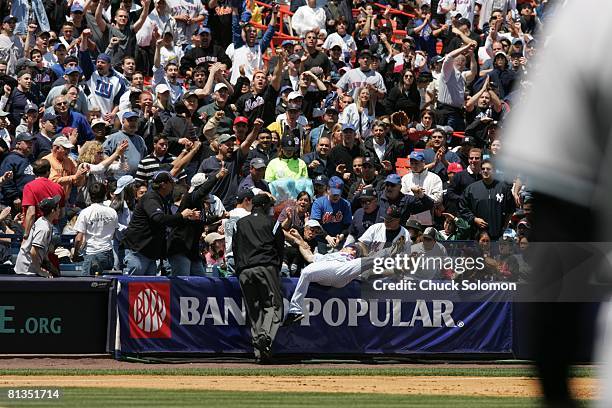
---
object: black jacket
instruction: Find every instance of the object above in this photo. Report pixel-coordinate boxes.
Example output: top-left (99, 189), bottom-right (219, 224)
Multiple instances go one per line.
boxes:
top-left (233, 209), bottom-right (284, 274)
top-left (122, 191), bottom-right (186, 259)
top-left (383, 85), bottom-right (421, 120)
top-left (363, 136), bottom-right (404, 174)
top-left (459, 179), bottom-right (515, 240)
top-left (167, 175), bottom-right (218, 259)
top-left (179, 44), bottom-right (232, 76)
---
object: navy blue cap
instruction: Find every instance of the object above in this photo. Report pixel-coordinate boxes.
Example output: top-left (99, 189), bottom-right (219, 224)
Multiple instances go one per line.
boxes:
top-left (97, 53), bottom-right (111, 63)
top-left (385, 174), bottom-right (401, 185)
top-left (2, 15), bottom-right (16, 23)
top-left (123, 111), bottom-right (139, 120)
top-left (313, 175), bottom-right (328, 186)
top-left (41, 112), bottom-right (57, 122)
top-left (198, 26), bottom-right (211, 35)
top-left (53, 43), bottom-right (67, 51)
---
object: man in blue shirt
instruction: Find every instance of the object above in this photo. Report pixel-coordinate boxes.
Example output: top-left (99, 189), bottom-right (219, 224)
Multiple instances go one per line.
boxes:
top-left (310, 176), bottom-right (352, 251)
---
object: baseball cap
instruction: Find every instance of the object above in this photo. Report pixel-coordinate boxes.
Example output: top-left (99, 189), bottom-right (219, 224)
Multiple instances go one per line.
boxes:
top-left (517, 219), bottom-right (531, 230)
top-left (385, 174), bottom-right (401, 185)
top-left (430, 55), bottom-right (444, 64)
top-left (233, 116), bottom-right (248, 125)
top-left (213, 83), bottom-right (228, 93)
top-left (0, 109), bottom-right (9, 117)
top-left (360, 186), bottom-right (378, 199)
top-left (37, 31), bottom-right (50, 38)
top-left (287, 91), bottom-right (303, 101)
top-left (25, 103), bottom-right (38, 113)
top-left (447, 162), bottom-right (463, 173)
top-left (342, 123), bottom-right (356, 132)
top-left (2, 16), bottom-right (16, 23)
top-left (91, 118), bottom-right (109, 128)
top-left (384, 205), bottom-right (402, 220)
top-left (512, 38), bottom-right (523, 45)
top-left (328, 176), bottom-right (344, 195)
top-left (281, 40), bottom-right (294, 47)
top-left (155, 84), bottom-right (170, 94)
top-left (70, 3), bottom-right (84, 13)
top-left (114, 175), bottom-right (135, 194)
top-left (97, 53), bottom-right (111, 63)
top-left (305, 219), bottom-right (322, 229)
top-left (422, 226), bottom-right (438, 240)
top-left (53, 136), bottom-right (74, 149)
top-left (288, 54), bottom-right (301, 63)
top-left (38, 195), bottom-right (61, 212)
top-left (405, 219), bottom-right (423, 232)
top-left (358, 49), bottom-right (372, 58)
top-left (330, 43), bottom-right (342, 50)
top-left (250, 157), bottom-right (266, 169)
top-left (286, 102), bottom-right (301, 112)
top-left (313, 174), bottom-right (329, 186)
top-left (182, 90), bottom-right (198, 101)
top-left (204, 232), bottom-right (224, 245)
top-left (53, 43), bottom-right (67, 51)
top-left (280, 85), bottom-right (292, 94)
top-left (236, 188), bottom-right (255, 202)
top-left (198, 26), bottom-right (212, 35)
top-left (409, 151), bottom-right (425, 161)
top-left (325, 106), bottom-right (338, 114)
top-left (189, 173), bottom-right (207, 193)
top-left (280, 134), bottom-right (299, 149)
top-left (362, 156), bottom-right (376, 167)
top-left (15, 133), bottom-right (34, 143)
top-left (218, 133), bottom-right (236, 144)
top-left (64, 66), bottom-right (80, 76)
top-left (152, 170), bottom-right (177, 184)
top-left (123, 111), bottom-right (138, 120)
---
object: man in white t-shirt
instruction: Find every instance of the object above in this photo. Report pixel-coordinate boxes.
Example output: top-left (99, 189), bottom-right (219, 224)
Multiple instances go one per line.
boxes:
top-left (74, 182), bottom-right (119, 275)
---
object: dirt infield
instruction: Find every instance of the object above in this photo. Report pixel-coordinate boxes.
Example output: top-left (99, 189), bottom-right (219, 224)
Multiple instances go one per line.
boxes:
top-left (0, 357), bottom-right (536, 370)
top-left (0, 375), bottom-right (598, 399)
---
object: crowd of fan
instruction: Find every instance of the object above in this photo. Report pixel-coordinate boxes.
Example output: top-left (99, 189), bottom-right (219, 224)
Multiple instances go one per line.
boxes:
top-left (0, 0), bottom-right (548, 278)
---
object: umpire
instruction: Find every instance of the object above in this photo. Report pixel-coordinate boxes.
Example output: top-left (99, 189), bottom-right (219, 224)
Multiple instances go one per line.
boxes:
top-left (233, 194), bottom-right (284, 364)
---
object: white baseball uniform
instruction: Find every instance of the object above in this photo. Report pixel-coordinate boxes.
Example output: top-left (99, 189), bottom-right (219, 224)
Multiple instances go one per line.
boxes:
top-left (288, 252), bottom-right (361, 315)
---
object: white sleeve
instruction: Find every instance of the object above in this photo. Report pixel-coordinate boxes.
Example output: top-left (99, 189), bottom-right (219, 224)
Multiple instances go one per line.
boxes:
top-left (400, 173), bottom-right (412, 195)
top-left (358, 224), bottom-right (376, 247)
top-left (429, 174), bottom-right (444, 204)
top-left (291, 8), bottom-right (308, 38)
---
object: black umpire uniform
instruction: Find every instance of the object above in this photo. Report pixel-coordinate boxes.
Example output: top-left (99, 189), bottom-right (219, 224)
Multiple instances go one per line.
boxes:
top-left (232, 194), bottom-right (284, 363)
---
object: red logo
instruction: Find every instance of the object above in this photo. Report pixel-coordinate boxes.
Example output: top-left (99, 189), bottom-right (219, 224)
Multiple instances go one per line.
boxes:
top-left (129, 282), bottom-right (171, 339)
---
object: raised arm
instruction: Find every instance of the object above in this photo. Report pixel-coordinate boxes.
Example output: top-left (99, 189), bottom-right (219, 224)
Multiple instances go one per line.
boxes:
top-left (240, 118), bottom-right (263, 157)
top-left (95, 0), bottom-right (108, 33)
top-left (270, 49), bottom-right (287, 92)
top-left (132, 0), bottom-right (151, 32)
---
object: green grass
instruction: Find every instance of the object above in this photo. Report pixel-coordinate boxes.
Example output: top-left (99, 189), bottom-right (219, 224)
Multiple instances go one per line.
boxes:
top-left (0, 388), bottom-right (591, 408)
top-left (0, 366), bottom-right (595, 378)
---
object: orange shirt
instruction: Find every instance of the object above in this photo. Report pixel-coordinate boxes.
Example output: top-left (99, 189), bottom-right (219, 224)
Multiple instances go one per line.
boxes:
top-left (42, 153), bottom-right (79, 197)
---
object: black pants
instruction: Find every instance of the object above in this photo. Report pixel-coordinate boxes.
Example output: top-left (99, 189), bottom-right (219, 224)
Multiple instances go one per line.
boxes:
top-left (238, 265), bottom-right (284, 358)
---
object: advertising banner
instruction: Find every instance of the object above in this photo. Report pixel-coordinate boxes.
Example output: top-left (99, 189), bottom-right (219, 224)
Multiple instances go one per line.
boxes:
top-left (113, 276), bottom-right (513, 356)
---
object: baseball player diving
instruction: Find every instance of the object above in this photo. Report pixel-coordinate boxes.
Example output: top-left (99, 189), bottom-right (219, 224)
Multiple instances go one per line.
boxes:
top-left (284, 205), bottom-right (409, 325)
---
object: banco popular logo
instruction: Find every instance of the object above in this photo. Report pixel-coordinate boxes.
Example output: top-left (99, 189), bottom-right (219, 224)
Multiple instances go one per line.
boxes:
top-left (128, 282), bottom-right (171, 339)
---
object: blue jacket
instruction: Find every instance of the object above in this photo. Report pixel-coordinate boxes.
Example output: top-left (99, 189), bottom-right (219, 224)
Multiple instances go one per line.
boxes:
top-left (0, 152), bottom-right (34, 204)
top-left (56, 110), bottom-right (95, 146)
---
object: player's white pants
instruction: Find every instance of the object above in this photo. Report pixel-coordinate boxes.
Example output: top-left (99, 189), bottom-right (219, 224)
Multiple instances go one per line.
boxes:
top-left (288, 258), bottom-right (362, 315)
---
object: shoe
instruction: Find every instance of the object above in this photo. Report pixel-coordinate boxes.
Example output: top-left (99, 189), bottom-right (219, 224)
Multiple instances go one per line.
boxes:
top-left (253, 335), bottom-right (272, 359)
top-left (283, 312), bottom-right (305, 327)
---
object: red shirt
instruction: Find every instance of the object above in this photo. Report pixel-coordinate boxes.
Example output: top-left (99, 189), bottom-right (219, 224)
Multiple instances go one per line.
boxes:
top-left (22, 177), bottom-right (66, 220)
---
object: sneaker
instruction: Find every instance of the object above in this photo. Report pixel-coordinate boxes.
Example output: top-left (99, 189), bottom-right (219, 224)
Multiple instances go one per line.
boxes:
top-left (253, 335), bottom-right (272, 359)
top-left (283, 312), bottom-right (305, 327)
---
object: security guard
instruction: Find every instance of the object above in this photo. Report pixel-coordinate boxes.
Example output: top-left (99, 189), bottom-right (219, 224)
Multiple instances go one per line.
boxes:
top-left (232, 194), bottom-right (284, 363)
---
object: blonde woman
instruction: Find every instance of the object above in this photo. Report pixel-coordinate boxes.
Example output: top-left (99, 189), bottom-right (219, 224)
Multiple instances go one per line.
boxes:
top-left (339, 86), bottom-right (375, 140)
top-left (76, 140), bottom-right (128, 207)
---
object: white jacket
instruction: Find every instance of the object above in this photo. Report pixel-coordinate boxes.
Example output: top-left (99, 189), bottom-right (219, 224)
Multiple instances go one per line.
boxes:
top-left (291, 5), bottom-right (327, 37)
top-left (358, 223), bottom-right (410, 254)
top-left (339, 103), bottom-right (374, 139)
top-left (400, 169), bottom-right (443, 226)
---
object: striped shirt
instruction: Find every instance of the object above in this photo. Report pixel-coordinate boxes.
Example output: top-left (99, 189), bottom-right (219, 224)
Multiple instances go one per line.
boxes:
top-left (135, 153), bottom-right (187, 183)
